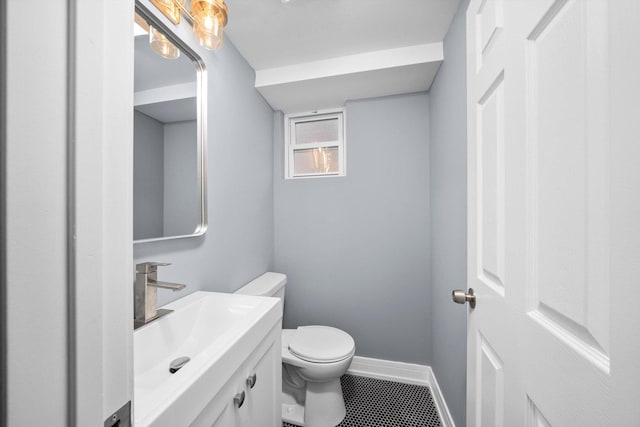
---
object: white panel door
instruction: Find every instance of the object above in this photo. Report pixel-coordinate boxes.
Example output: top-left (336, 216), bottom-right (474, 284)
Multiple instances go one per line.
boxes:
top-left (466, 0), bottom-right (640, 426)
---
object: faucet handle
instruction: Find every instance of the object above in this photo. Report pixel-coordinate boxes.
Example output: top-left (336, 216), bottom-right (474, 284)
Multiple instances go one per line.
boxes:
top-left (136, 262), bottom-right (171, 273)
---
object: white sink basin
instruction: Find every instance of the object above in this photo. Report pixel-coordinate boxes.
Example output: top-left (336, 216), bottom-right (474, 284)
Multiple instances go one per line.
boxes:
top-left (134, 291), bottom-right (282, 427)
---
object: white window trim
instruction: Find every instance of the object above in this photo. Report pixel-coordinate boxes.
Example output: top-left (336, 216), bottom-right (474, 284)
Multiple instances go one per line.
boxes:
top-left (284, 108), bottom-right (347, 179)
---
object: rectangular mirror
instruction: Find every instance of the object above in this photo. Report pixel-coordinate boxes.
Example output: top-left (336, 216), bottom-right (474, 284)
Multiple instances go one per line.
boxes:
top-left (133, 5), bottom-right (207, 243)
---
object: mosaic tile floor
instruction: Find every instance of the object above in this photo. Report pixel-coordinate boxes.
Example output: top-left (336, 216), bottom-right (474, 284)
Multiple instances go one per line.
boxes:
top-left (283, 374), bottom-right (442, 427)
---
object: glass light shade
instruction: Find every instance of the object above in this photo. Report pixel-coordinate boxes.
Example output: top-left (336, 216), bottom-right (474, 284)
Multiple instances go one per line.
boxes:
top-left (150, 0), bottom-right (181, 25)
top-left (149, 25), bottom-right (181, 59)
top-left (193, 22), bottom-right (224, 50)
top-left (191, 0), bottom-right (228, 50)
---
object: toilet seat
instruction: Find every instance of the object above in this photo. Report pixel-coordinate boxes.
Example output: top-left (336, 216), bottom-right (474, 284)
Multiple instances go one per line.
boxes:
top-left (288, 326), bottom-right (355, 363)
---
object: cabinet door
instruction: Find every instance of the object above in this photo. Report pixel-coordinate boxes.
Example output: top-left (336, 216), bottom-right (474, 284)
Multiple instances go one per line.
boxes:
top-left (240, 328), bottom-right (281, 427)
top-left (190, 369), bottom-right (244, 427)
top-left (209, 402), bottom-right (239, 427)
top-left (190, 325), bottom-right (281, 427)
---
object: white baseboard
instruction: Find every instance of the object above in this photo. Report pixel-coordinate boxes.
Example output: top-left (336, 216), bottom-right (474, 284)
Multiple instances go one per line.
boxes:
top-left (424, 365), bottom-right (456, 427)
top-left (347, 356), bottom-right (456, 427)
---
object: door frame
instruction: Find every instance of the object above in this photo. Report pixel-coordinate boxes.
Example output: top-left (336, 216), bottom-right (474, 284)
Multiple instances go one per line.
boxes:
top-left (3, 0), bottom-right (134, 425)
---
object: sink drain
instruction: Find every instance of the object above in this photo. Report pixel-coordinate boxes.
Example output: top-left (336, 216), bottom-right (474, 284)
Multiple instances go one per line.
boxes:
top-left (169, 356), bottom-right (191, 374)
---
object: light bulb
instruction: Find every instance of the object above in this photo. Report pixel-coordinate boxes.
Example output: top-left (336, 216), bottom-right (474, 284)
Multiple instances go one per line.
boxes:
top-left (191, 0), bottom-right (228, 50)
top-left (203, 15), bottom-right (215, 31)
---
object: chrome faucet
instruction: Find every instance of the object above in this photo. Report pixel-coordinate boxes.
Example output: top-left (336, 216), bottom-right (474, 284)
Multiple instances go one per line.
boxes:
top-left (134, 262), bottom-right (186, 329)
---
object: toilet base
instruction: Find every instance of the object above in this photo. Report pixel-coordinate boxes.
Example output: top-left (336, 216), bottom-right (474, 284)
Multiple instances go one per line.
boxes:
top-left (282, 400), bottom-right (305, 426)
top-left (281, 378), bottom-right (347, 427)
top-left (306, 378), bottom-right (347, 427)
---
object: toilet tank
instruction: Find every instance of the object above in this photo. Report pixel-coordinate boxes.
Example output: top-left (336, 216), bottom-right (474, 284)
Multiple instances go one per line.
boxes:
top-left (234, 272), bottom-right (287, 301)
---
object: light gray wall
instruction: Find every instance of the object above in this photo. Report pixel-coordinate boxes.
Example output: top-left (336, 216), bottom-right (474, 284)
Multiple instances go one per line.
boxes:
top-left (164, 119), bottom-right (198, 236)
top-left (134, 1), bottom-right (274, 305)
top-left (429, 0), bottom-right (469, 425)
top-left (274, 93), bottom-right (432, 364)
top-left (133, 110), bottom-right (164, 240)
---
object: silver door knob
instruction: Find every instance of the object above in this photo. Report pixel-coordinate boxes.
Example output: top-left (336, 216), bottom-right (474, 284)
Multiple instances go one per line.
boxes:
top-left (452, 288), bottom-right (476, 309)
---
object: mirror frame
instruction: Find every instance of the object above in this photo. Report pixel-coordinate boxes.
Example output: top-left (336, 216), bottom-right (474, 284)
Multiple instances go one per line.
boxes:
top-left (133, 2), bottom-right (208, 244)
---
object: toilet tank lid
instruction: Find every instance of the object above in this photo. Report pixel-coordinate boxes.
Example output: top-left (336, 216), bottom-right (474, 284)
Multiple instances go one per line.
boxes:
top-left (234, 272), bottom-right (287, 297)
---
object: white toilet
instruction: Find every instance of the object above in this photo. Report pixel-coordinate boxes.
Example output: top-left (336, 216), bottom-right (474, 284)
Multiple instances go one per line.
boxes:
top-left (235, 272), bottom-right (355, 427)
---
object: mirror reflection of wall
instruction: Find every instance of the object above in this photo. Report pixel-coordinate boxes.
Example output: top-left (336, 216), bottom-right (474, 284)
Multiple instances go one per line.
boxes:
top-left (133, 12), bottom-right (205, 242)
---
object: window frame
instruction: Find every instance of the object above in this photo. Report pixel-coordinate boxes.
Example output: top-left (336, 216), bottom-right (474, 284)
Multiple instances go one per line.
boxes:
top-left (284, 108), bottom-right (346, 179)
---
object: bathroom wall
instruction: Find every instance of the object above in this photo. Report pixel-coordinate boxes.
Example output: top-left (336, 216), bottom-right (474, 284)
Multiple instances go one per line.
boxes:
top-left (133, 110), bottom-right (164, 240)
top-left (164, 120), bottom-right (198, 236)
top-left (274, 93), bottom-right (432, 364)
top-left (429, 0), bottom-right (469, 425)
top-left (134, 1), bottom-right (274, 304)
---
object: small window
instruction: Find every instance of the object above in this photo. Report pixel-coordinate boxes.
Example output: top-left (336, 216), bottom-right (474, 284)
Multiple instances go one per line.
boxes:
top-left (285, 109), bottom-right (346, 179)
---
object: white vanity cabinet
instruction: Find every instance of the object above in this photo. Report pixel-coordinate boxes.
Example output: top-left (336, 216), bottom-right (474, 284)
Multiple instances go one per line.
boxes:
top-left (191, 324), bottom-right (282, 427)
top-left (133, 292), bottom-right (282, 427)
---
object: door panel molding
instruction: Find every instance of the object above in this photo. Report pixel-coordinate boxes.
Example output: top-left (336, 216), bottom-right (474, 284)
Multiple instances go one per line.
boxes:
top-left (466, 0), bottom-right (635, 425)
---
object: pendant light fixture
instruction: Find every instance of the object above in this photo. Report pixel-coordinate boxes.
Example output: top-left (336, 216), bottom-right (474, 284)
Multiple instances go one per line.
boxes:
top-left (150, 0), bottom-right (228, 51)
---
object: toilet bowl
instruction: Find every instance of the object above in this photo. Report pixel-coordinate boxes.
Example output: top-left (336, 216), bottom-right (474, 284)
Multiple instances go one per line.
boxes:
top-left (281, 326), bottom-right (355, 427)
top-left (234, 272), bottom-right (356, 427)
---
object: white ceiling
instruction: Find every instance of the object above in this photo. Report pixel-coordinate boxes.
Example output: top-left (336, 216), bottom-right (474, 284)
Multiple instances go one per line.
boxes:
top-left (225, 0), bottom-right (460, 69)
top-left (225, 0), bottom-right (460, 112)
top-left (135, 98), bottom-right (197, 123)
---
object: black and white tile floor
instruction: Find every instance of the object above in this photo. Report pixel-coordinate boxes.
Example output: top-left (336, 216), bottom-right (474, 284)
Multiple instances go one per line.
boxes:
top-left (283, 374), bottom-right (442, 427)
